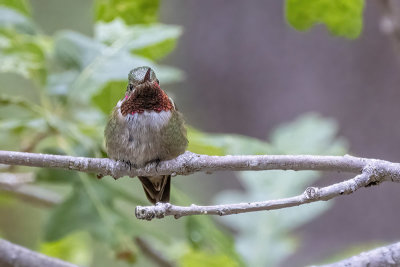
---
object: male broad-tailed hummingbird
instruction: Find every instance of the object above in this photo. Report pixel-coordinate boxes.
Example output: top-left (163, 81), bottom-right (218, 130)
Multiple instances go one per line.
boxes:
top-left (105, 67), bottom-right (188, 204)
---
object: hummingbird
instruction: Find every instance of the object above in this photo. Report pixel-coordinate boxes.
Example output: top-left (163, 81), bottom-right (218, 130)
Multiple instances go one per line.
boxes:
top-left (104, 66), bottom-right (188, 204)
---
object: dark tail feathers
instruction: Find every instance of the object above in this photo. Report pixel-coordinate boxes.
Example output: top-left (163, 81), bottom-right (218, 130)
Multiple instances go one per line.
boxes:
top-left (138, 175), bottom-right (171, 205)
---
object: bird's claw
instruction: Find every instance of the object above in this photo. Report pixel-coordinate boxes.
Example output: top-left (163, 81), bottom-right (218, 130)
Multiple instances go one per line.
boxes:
top-left (145, 159), bottom-right (161, 173)
top-left (121, 160), bottom-right (137, 170)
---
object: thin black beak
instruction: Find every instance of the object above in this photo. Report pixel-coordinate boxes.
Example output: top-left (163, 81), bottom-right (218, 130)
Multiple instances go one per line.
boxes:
top-left (143, 68), bottom-right (151, 83)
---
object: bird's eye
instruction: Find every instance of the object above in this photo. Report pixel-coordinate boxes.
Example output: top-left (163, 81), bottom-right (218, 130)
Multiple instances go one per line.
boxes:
top-left (128, 84), bottom-right (134, 91)
top-left (156, 79), bottom-right (160, 85)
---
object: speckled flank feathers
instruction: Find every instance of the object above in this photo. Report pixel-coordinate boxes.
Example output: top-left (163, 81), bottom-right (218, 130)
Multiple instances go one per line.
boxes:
top-left (104, 67), bottom-right (188, 204)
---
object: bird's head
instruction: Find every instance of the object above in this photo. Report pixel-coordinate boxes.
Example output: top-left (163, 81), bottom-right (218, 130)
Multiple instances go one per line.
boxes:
top-left (120, 66), bottom-right (173, 116)
top-left (128, 67), bottom-right (159, 88)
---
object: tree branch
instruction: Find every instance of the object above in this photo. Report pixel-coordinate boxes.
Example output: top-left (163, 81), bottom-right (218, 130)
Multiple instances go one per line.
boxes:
top-left (134, 237), bottom-right (175, 267)
top-left (0, 172), bottom-right (62, 207)
top-left (135, 164), bottom-right (398, 220)
top-left (316, 241), bottom-right (400, 267)
top-left (0, 150), bottom-right (385, 178)
top-left (1, 184), bottom-right (62, 207)
top-left (0, 239), bottom-right (79, 267)
top-left (1, 150), bottom-right (400, 266)
top-left (1, 150), bottom-right (400, 220)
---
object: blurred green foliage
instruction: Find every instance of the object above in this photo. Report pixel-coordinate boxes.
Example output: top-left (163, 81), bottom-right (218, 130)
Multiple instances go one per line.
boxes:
top-left (0, 0), bottom-right (30, 16)
top-left (0, 1), bottom-right (352, 267)
top-left (215, 113), bottom-right (348, 267)
top-left (39, 232), bottom-right (92, 266)
top-left (286, 0), bottom-right (365, 39)
top-left (95, 0), bottom-right (159, 25)
top-left (0, 0), bottom-right (243, 265)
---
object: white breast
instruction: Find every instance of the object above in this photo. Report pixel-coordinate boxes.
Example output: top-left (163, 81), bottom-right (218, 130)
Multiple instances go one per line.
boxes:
top-left (108, 105), bottom-right (172, 166)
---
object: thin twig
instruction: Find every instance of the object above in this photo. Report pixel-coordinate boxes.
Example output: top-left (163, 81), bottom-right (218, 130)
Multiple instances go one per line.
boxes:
top-left (0, 172), bottom-right (34, 187)
top-left (0, 172), bottom-right (61, 207)
top-left (135, 166), bottom-right (392, 220)
top-left (0, 239), bottom-right (79, 267)
top-left (315, 241), bottom-right (400, 267)
top-left (21, 132), bottom-right (50, 153)
top-left (1, 185), bottom-right (62, 207)
top-left (134, 237), bottom-right (175, 267)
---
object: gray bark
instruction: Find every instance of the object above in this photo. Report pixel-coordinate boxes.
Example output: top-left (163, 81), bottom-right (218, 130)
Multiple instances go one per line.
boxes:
top-left (0, 150), bottom-right (395, 178)
top-left (316, 241), bottom-right (400, 267)
top-left (0, 239), bottom-right (79, 267)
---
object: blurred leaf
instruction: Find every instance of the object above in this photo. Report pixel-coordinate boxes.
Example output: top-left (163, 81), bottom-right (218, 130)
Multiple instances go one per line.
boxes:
top-left (215, 113), bottom-right (348, 267)
top-left (44, 179), bottom-right (120, 242)
top-left (0, 118), bottom-right (47, 135)
top-left (44, 175), bottom-right (149, 254)
top-left (0, 7), bottom-right (36, 34)
top-left (269, 112), bottom-right (348, 155)
top-left (0, 1), bottom-right (228, 266)
top-left (0, 0), bottom-right (31, 16)
top-left (52, 30), bottom-right (183, 104)
top-left (167, 187), bottom-right (243, 264)
top-left (0, 94), bottom-right (43, 114)
top-left (73, 54), bottom-right (182, 104)
top-left (286, 0), bottom-right (364, 39)
top-left (134, 38), bottom-right (177, 61)
top-left (45, 70), bottom-right (79, 96)
top-left (114, 249), bottom-right (137, 263)
top-left (53, 30), bottom-right (104, 70)
top-left (40, 232), bottom-right (92, 266)
top-left (0, 28), bottom-right (46, 83)
top-left (36, 168), bottom-right (80, 184)
top-left (94, 0), bottom-right (159, 25)
top-left (94, 19), bottom-right (182, 48)
top-left (187, 129), bottom-right (225, 156)
top-left (92, 81), bottom-right (124, 114)
top-left (185, 216), bottom-right (242, 264)
top-left (166, 187), bottom-right (244, 265)
top-left (181, 249), bottom-right (240, 267)
top-left (95, 19), bottom-right (182, 61)
top-left (188, 127), bottom-right (271, 156)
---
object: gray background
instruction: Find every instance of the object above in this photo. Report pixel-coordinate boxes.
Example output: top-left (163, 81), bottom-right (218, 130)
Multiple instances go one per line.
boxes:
top-left (160, 1), bottom-right (400, 266)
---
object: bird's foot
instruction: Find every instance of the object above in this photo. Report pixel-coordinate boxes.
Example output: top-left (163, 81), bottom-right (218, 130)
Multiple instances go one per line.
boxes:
top-left (121, 160), bottom-right (137, 170)
top-left (145, 159), bottom-right (161, 173)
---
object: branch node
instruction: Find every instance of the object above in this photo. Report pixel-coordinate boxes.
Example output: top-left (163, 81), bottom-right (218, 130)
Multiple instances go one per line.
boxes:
top-left (180, 151), bottom-right (199, 174)
top-left (135, 202), bottom-right (171, 221)
top-left (362, 162), bottom-right (387, 186)
top-left (305, 187), bottom-right (319, 200)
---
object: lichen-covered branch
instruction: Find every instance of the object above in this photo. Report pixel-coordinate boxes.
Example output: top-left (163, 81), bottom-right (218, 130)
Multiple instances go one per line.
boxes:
top-left (316, 241), bottom-right (400, 267)
top-left (0, 239), bottom-right (78, 267)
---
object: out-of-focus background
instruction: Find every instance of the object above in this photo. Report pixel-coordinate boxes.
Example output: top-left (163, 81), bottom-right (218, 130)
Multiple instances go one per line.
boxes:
top-left (0, 0), bottom-right (399, 266)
